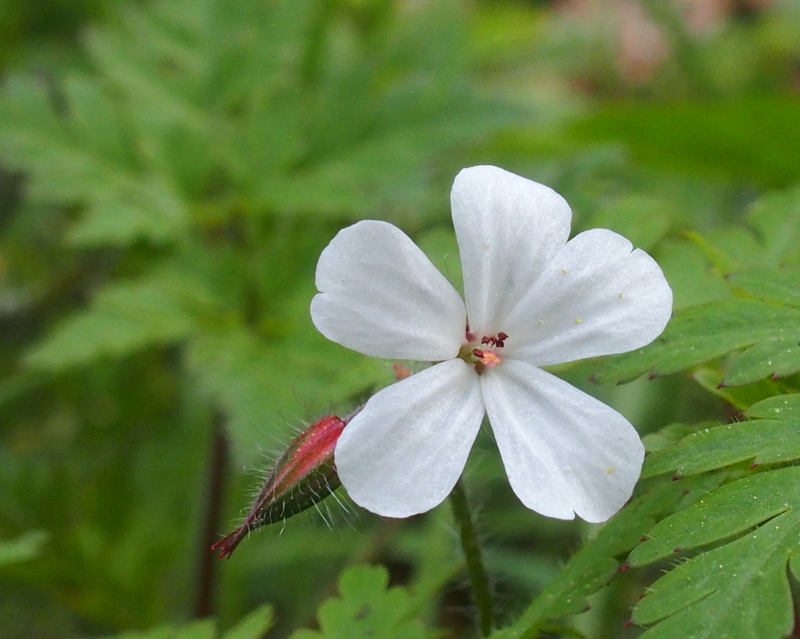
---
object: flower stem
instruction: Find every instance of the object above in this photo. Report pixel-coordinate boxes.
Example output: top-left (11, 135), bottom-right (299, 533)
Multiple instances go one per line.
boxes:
top-left (196, 407), bottom-right (229, 617)
top-left (449, 479), bottom-right (493, 637)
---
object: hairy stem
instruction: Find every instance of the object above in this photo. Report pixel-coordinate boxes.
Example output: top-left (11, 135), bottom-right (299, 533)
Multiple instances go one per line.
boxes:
top-left (449, 479), bottom-right (493, 637)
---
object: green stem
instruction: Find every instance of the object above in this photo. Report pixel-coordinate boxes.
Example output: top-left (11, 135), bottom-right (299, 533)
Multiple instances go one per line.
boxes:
top-left (449, 479), bottom-right (494, 637)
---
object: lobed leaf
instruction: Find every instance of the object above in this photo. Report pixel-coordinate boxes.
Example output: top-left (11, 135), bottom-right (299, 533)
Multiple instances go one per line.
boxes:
top-left (642, 394), bottom-right (800, 479)
top-left (728, 266), bottom-right (800, 307)
top-left (289, 565), bottom-right (427, 639)
top-left (595, 299), bottom-right (800, 384)
top-left (25, 277), bottom-right (199, 371)
top-left (628, 467), bottom-right (800, 639)
top-left (594, 186), bottom-right (800, 385)
top-left (495, 481), bottom-right (690, 639)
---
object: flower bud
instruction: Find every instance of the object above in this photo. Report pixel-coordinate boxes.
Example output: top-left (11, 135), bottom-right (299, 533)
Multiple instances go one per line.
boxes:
top-left (212, 414), bottom-right (348, 558)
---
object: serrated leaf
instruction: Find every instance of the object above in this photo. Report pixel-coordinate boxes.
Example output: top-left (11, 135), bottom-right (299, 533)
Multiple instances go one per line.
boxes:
top-left (641, 422), bottom-right (713, 456)
top-left (595, 299), bottom-right (800, 384)
top-left (628, 467), bottom-right (800, 639)
top-left (642, 395), bottom-right (800, 479)
top-left (689, 367), bottom-right (786, 411)
top-left (723, 334), bottom-right (800, 386)
top-left (496, 481), bottom-right (687, 639)
top-left (728, 266), bottom-right (800, 307)
top-left (289, 565), bottom-right (426, 639)
top-left (747, 393), bottom-right (800, 419)
top-left (0, 72), bottom-right (189, 245)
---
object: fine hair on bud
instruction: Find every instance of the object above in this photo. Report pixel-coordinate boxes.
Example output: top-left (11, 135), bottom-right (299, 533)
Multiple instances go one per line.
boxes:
top-left (212, 412), bottom-right (354, 558)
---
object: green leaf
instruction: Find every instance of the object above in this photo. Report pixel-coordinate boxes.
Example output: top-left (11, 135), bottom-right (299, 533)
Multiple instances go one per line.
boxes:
top-left (0, 530), bottom-right (49, 567)
top-left (689, 367), bottom-right (786, 411)
top-left (586, 195), bottom-right (670, 252)
top-left (495, 482), bottom-right (687, 639)
top-left (728, 267), bottom-right (800, 307)
top-left (25, 277), bottom-right (199, 371)
top-left (656, 239), bottom-right (732, 312)
top-left (570, 99), bottom-right (800, 188)
top-left (109, 620), bottom-right (215, 639)
top-left (100, 606), bottom-right (272, 639)
top-left (595, 299), bottom-right (800, 384)
top-left (723, 334), bottom-right (800, 386)
top-left (220, 605), bottom-right (274, 639)
top-left (641, 394), bottom-right (800, 479)
top-left (628, 467), bottom-right (800, 639)
top-left (66, 175), bottom-right (189, 247)
top-left (289, 565), bottom-right (427, 639)
top-left (746, 186), bottom-right (800, 267)
top-left (641, 422), bottom-right (712, 455)
top-left (747, 393), bottom-right (800, 419)
top-left (0, 73), bottom-right (189, 246)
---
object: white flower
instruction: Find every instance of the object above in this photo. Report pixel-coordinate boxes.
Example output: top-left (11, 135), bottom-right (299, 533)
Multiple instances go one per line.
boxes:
top-left (311, 166), bottom-right (672, 522)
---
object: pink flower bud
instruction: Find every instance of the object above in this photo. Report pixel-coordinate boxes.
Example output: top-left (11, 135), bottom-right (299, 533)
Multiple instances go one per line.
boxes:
top-left (212, 414), bottom-right (347, 558)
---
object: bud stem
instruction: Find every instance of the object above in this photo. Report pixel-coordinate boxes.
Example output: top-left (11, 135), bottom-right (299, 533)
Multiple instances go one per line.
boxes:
top-left (449, 478), bottom-right (494, 637)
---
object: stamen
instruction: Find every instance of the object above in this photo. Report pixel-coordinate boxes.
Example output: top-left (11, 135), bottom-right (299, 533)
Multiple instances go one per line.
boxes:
top-left (480, 332), bottom-right (509, 348)
top-left (472, 349), bottom-right (502, 368)
top-left (459, 330), bottom-right (509, 372)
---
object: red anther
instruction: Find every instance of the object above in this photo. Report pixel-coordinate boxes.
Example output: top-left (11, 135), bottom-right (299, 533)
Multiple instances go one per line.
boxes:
top-left (481, 336), bottom-right (492, 345)
top-left (496, 332), bottom-right (507, 347)
top-left (473, 348), bottom-right (485, 359)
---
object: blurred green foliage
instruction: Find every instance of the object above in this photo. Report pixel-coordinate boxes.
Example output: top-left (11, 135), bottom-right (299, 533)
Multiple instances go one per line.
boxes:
top-left (2, 0), bottom-right (800, 638)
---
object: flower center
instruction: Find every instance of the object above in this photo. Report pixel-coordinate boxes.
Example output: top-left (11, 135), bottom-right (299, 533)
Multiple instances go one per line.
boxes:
top-left (459, 329), bottom-right (508, 373)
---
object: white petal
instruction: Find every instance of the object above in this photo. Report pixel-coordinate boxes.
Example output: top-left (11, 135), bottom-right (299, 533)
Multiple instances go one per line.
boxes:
top-left (481, 360), bottom-right (644, 522)
top-left (335, 359), bottom-right (484, 518)
top-left (311, 220), bottom-right (466, 361)
top-left (503, 229), bottom-right (672, 366)
top-left (451, 166), bottom-right (571, 336)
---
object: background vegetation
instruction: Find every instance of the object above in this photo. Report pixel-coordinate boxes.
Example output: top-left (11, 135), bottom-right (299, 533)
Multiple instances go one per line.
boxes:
top-left (1, 1), bottom-right (799, 638)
